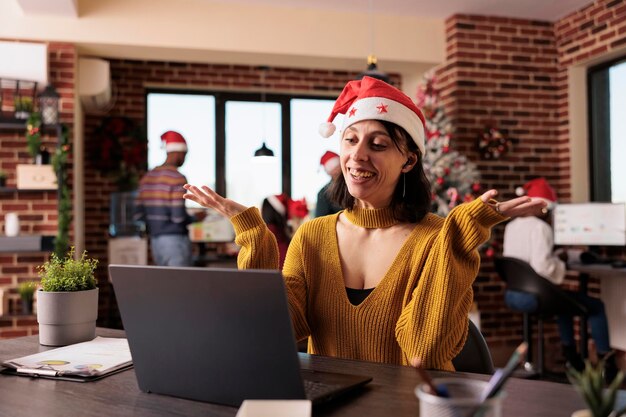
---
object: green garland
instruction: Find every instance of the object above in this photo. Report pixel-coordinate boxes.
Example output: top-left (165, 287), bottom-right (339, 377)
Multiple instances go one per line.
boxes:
top-left (51, 124), bottom-right (71, 258)
top-left (26, 113), bottom-right (42, 159)
top-left (26, 114), bottom-right (71, 258)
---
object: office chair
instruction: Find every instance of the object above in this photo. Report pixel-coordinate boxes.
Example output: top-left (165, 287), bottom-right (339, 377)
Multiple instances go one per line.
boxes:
top-left (452, 319), bottom-right (495, 374)
top-left (494, 256), bottom-right (588, 376)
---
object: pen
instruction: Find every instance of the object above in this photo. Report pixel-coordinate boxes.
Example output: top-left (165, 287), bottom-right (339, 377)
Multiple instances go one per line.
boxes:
top-left (480, 342), bottom-right (528, 401)
top-left (410, 357), bottom-right (449, 397)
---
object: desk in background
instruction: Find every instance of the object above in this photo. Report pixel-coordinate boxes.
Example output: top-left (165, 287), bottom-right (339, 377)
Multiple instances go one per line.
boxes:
top-left (569, 262), bottom-right (626, 351)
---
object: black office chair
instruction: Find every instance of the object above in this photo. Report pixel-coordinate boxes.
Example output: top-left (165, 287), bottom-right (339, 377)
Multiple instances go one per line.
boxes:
top-left (494, 256), bottom-right (588, 376)
top-left (452, 319), bottom-right (495, 374)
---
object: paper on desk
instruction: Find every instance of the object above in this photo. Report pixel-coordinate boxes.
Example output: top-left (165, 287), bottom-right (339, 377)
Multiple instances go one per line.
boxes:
top-left (2, 336), bottom-right (132, 377)
top-left (235, 400), bottom-right (311, 417)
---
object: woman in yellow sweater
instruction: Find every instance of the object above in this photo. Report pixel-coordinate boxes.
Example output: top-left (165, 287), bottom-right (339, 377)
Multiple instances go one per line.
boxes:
top-left (184, 76), bottom-right (546, 370)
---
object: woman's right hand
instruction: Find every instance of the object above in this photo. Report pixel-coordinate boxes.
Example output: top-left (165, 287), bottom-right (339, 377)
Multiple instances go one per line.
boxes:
top-left (183, 184), bottom-right (248, 219)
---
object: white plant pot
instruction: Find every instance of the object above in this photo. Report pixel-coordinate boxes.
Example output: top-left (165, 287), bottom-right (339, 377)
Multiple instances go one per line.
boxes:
top-left (36, 288), bottom-right (99, 346)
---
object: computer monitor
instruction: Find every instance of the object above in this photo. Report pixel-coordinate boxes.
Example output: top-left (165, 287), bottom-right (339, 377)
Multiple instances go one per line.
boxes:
top-left (553, 203), bottom-right (626, 246)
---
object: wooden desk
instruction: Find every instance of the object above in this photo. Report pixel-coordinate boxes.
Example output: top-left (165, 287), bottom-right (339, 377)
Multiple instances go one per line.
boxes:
top-left (569, 262), bottom-right (626, 350)
top-left (0, 328), bottom-right (623, 417)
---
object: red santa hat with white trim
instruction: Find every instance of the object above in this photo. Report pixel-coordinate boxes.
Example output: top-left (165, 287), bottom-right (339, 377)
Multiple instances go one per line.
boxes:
top-left (266, 194), bottom-right (288, 217)
top-left (319, 151), bottom-right (340, 175)
top-left (515, 177), bottom-right (557, 209)
top-left (161, 130), bottom-right (188, 153)
top-left (318, 76), bottom-right (426, 154)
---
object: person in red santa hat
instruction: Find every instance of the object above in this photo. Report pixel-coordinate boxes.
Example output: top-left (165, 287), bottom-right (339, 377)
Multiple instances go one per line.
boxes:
top-left (134, 130), bottom-right (205, 266)
top-left (183, 76), bottom-right (544, 370)
top-left (503, 177), bottom-right (614, 377)
top-left (314, 151), bottom-right (342, 217)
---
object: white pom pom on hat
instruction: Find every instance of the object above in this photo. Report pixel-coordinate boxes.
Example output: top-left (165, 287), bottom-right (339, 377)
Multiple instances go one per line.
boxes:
top-left (318, 122), bottom-right (336, 138)
top-left (515, 186), bottom-right (525, 196)
top-left (319, 76), bottom-right (426, 154)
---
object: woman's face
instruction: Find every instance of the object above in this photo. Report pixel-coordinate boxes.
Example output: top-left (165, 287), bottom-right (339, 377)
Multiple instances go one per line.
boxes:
top-left (340, 120), bottom-right (415, 209)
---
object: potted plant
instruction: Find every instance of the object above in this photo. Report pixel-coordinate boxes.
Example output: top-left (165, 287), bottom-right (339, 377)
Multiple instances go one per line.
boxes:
top-left (36, 247), bottom-right (99, 346)
top-left (14, 96), bottom-right (33, 119)
top-left (567, 352), bottom-right (626, 417)
top-left (17, 281), bottom-right (37, 315)
top-left (0, 170), bottom-right (7, 187)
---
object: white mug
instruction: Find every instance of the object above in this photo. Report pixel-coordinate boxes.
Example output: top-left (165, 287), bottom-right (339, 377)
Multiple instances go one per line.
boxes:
top-left (4, 212), bottom-right (20, 237)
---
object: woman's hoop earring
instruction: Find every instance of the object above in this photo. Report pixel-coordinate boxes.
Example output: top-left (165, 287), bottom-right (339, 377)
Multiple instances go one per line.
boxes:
top-left (402, 173), bottom-right (406, 198)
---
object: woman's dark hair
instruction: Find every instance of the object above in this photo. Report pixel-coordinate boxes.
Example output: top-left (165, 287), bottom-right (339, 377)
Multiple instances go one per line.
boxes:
top-left (327, 120), bottom-right (432, 223)
top-left (261, 198), bottom-right (288, 233)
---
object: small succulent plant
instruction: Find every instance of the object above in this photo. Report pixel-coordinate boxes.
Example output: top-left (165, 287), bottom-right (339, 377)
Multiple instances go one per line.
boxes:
top-left (567, 351), bottom-right (626, 417)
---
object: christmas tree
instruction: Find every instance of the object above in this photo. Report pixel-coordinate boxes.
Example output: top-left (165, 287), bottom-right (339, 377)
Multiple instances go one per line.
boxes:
top-left (416, 70), bottom-right (481, 217)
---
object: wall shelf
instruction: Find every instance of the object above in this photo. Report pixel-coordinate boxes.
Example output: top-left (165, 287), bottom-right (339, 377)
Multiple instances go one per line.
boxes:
top-left (0, 187), bottom-right (57, 193)
top-left (0, 235), bottom-right (55, 253)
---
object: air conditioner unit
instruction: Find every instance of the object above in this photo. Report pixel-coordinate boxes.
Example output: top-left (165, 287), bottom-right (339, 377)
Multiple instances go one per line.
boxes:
top-left (79, 58), bottom-right (112, 113)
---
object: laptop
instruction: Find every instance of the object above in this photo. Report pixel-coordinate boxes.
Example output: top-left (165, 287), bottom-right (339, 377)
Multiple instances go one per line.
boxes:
top-left (108, 265), bottom-right (372, 407)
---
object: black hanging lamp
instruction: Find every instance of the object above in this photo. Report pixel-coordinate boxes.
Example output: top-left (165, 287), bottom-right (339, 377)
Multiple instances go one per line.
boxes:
top-left (253, 66), bottom-right (276, 158)
top-left (356, 54), bottom-right (390, 83)
top-left (355, 0), bottom-right (390, 83)
top-left (254, 142), bottom-right (274, 157)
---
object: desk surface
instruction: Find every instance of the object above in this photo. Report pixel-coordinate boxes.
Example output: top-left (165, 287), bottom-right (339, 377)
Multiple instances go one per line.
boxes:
top-left (0, 328), bottom-right (623, 417)
top-left (568, 261), bottom-right (626, 278)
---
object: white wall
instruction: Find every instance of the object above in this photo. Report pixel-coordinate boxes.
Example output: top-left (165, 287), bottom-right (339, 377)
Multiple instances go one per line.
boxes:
top-left (0, 0), bottom-right (446, 94)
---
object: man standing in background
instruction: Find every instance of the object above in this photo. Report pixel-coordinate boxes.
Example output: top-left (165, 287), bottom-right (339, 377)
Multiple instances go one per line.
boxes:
top-left (134, 130), bottom-right (205, 266)
top-left (314, 151), bottom-right (342, 217)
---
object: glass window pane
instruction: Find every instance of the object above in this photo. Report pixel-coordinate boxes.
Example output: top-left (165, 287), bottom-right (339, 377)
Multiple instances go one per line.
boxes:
top-left (610, 61), bottom-right (626, 203)
top-left (146, 93), bottom-right (216, 209)
top-left (290, 99), bottom-right (343, 213)
top-left (225, 101), bottom-right (282, 208)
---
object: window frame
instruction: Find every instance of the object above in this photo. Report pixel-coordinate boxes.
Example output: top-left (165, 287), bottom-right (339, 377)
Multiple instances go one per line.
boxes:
top-left (145, 88), bottom-right (335, 198)
top-left (587, 55), bottom-right (626, 202)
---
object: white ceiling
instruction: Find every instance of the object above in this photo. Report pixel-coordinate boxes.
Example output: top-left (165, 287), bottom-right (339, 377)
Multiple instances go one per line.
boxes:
top-left (15, 0), bottom-right (593, 22)
top-left (218, 0), bottom-right (592, 22)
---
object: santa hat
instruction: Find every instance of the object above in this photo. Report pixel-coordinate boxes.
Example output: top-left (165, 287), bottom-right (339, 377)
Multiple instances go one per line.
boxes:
top-left (161, 130), bottom-right (188, 153)
top-left (515, 177), bottom-right (557, 208)
top-left (318, 76), bottom-right (426, 154)
top-left (266, 194), bottom-right (288, 217)
top-left (320, 151), bottom-right (340, 175)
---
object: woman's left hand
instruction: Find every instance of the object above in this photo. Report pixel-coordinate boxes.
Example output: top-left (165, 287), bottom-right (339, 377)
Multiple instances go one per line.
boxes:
top-left (480, 189), bottom-right (547, 218)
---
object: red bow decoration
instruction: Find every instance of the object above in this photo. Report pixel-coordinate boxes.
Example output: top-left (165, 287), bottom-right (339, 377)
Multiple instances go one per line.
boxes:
top-left (288, 198), bottom-right (309, 220)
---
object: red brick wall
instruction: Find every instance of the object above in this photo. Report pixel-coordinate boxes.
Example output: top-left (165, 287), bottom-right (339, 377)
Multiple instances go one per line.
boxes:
top-left (555, 0), bottom-right (626, 181)
top-left (0, 42), bottom-right (76, 337)
top-left (440, 0), bottom-right (626, 362)
top-left (438, 15), bottom-right (564, 357)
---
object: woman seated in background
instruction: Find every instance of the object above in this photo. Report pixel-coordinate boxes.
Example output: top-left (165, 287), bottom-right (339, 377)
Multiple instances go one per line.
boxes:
top-left (184, 76), bottom-right (545, 370)
top-left (261, 194), bottom-right (308, 269)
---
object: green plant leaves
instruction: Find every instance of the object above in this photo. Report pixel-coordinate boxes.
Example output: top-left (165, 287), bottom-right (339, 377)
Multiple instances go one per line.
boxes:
top-left (38, 247), bottom-right (98, 292)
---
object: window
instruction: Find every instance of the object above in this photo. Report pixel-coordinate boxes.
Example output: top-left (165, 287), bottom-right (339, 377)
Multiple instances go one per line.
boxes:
top-left (225, 101), bottom-right (282, 207)
top-left (588, 58), bottom-right (626, 203)
top-left (146, 92), bottom-right (216, 191)
top-left (147, 90), bottom-right (342, 212)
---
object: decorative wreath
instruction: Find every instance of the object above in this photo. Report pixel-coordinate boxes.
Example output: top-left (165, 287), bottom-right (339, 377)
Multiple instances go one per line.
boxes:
top-left (477, 126), bottom-right (511, 160)
top-left (91, 116), bottom-right (146, 191)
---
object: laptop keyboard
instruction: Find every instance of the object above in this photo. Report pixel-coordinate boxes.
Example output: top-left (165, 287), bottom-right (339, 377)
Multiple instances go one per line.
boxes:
top-left (303, 379), bottom-right (344, 400)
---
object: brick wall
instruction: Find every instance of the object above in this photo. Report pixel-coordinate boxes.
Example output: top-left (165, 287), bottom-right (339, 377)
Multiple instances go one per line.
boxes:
top-left (440, 0), bottom-right (626, 365)
top-left (0, 42), bottom-right (75, 337)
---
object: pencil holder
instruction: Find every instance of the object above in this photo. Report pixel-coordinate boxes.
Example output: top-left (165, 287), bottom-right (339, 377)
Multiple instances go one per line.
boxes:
top-left (415, 378), bottom-right (504, 417)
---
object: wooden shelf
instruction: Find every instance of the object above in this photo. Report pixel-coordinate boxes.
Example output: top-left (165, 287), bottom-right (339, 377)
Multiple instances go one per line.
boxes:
top-left (0, 235), bottom-right (55, 253)
top-left (0, 187), bottom-right (57, 193)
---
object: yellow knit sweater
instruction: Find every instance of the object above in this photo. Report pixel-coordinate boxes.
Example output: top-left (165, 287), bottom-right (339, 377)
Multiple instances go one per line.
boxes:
top-left (231, 198), bottom-right (505, 371)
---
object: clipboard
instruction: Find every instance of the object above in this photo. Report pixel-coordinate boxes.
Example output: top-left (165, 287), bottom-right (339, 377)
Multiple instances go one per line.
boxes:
top-left (1, 336), bottom-right (133, 382)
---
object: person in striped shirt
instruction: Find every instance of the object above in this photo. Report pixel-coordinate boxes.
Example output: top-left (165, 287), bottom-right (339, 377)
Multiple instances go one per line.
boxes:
top-left (134, 131), bottom-right (205, 266)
